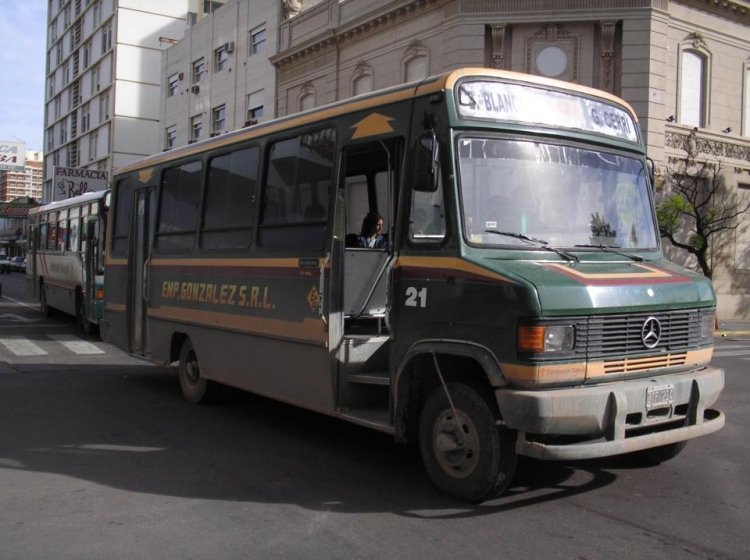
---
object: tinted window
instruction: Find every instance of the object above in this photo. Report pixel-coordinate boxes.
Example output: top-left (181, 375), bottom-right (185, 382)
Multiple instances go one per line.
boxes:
top-left (259, 128), bottom-right (335, 249)
top-left (156, 160), bottom-right (202, 252)
top-left (201, 146), bottom-right (259, 250)
top-left (112, 175), bottom-right (135, 256)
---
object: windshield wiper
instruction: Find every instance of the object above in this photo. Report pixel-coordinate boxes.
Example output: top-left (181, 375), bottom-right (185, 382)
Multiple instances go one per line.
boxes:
top-left (485, 229), bottom-right (579, 263)
top-left (574, 244), bottom-right (644, 262)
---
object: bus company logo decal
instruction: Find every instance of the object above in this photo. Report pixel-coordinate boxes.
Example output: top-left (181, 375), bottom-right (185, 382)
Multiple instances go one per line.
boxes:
top-left (542, 262), bottom-right (691, 286)
top-left (307, 286), bottom-right (321, 312)
top-left (641, 316), bottom-right (662, 348)
top-left (160, 280), bottom-right (275, 310)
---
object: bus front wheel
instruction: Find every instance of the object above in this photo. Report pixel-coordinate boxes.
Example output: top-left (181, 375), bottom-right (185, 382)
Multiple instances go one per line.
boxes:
top-left (178, 339), bottom-right (216, 404)
top-left (419, 383), bottom-right (517, 503)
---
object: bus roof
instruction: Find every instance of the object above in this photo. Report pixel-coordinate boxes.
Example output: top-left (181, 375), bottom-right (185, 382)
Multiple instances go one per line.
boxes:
top-left (114, 67), bottom-right (640, 177)
top-left (27, 189), bottom-right (109, 216)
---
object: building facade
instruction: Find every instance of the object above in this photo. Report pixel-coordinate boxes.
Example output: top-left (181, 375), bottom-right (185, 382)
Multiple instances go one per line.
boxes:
top-left (0, 151), bottom-right (43, 203)
top-left (43, 0), bottom-right (212, 202)
top-left (160, 0), bottom-right (279, 149)
top-left (265, 0), bottom-right (750, 319)
top-left (0, 151), bottom-right (44, 257)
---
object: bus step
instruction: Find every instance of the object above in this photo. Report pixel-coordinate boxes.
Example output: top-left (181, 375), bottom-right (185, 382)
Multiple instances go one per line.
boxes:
top-left (340, 407), bottom-right (393, 433)
top-left (346, 371), bottom-right (390, 386)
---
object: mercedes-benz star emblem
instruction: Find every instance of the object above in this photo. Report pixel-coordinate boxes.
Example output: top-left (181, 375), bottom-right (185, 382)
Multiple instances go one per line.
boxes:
top-left (641, 317), bottom-right (662, 348)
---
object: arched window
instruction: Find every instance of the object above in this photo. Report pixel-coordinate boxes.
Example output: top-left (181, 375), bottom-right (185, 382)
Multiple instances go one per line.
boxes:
top-left (298, 83), bottom-right (315, 112)
top-left (679, 48), bottom-right (709, 128)
top-left (404, 55), bottom-right (428, 82)
top-left (351, 62), bottom-right (373, 96)
top-left (402, 41), bottom-right (429, 82)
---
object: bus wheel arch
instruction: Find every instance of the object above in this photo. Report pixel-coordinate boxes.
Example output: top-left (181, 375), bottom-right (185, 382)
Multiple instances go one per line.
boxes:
top-left (393, 342), bottom-right (506, 443)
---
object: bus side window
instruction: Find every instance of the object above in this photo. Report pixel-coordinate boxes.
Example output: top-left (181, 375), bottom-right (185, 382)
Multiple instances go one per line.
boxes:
top-left (155, 160), bottom-right (202, 253)
top-left (259, 128), bottom-right (336, 250)
top-left (201, 146), bottom-right (259, 250)
top-left (112, 175), bottom-right (136, 257)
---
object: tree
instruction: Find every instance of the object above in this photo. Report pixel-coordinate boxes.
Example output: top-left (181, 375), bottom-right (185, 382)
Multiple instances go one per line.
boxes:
top-left (657, 148), bottom-right (750, 279)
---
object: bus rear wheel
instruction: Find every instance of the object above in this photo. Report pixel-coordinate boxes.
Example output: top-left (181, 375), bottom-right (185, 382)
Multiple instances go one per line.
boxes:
top-left (419, 383), bottom-right (517, 503)
top-left (40, 282), bottom-right (52, 317)
top-left (76, 292), bottom-right (93, 335)
top-left (178, 339), bottom-right (216, 404)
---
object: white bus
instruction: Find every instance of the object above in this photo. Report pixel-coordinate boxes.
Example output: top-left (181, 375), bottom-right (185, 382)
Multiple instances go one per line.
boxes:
top-left (27, 190), bottom-right (110, 333)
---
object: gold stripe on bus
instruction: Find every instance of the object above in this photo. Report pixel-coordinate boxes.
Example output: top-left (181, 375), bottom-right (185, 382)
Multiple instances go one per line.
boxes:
top-left (148, 257), bottom-right (317, 268)
top-left (105, 256), bottom-right (128, 266)
top-left (395, 255), bottom-right (514, 284)
top-left (586, 347), bottom-right (713, 378)
top-left (500, 361), bottom-right (586, 386)
top-left (148, 305), bottom-right (326, 345)
top-left (440, 67), bottom-right (639, 120)
top-left (545, 262), bottom-right (673, 280)
top-left (502, 347), bottom-right (713, 385)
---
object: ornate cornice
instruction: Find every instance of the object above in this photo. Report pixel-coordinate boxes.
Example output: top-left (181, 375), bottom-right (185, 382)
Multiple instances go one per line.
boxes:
top-left (272, 0), bottom-right (439, 68)
top-left (665, 131), bottom-right (750, 162)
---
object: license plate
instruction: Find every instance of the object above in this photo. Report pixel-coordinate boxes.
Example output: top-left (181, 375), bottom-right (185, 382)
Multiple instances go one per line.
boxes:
top-left (646, 383), bottom-right (675, 410)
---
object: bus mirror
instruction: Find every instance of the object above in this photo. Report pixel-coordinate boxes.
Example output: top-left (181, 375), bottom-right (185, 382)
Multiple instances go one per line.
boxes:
top-left (104, 190), bottom-right (112, 208)
top-left (414, 132), bottom-right (440, 192)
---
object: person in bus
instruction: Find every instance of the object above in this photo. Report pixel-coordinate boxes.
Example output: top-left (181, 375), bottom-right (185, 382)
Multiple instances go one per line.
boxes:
top-left (357, 211), bottom-right (388, 249)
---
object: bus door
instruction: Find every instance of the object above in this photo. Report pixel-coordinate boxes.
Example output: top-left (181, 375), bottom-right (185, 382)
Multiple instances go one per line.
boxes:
top-left (82, 216), bottom-right (98, 320)
top-left (130, 187), bottom-right (156, 355)
top-left (334, 137), bottom-right (401, 421)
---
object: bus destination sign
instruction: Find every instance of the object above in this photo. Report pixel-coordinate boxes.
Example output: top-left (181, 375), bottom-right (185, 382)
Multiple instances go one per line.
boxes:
top-left (456, 80), bottom-right (639, 143)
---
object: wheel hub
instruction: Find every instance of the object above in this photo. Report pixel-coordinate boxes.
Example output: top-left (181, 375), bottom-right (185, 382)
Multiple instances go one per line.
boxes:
top-left (433, 409), bottom-right (479, 478)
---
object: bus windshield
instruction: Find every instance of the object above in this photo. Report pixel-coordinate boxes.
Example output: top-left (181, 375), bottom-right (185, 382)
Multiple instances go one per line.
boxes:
top-left (457, 137), bottom-right (658, 250)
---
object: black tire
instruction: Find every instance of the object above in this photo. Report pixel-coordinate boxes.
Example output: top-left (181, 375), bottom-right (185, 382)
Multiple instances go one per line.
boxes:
top-left (76, 294), bottom-right (94, 335)
top-left (40, 282), bottom-right (52, 317)
top-left (419, 383), bottom-right (517, 502)
top-left (629, 441), bottom-right (687, 466)
top-left (178, 339), bottom-right (217, 404)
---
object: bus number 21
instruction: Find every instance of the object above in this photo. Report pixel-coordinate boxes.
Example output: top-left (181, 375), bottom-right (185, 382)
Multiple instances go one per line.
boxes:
top-left (405, 287), bottom-right (427, 308)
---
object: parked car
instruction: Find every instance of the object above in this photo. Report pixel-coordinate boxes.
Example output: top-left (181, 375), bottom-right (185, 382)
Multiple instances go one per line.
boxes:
top-left (0, 256), bottom-right (10, 274)
top-left (10, 256), bottom-right (26, 273)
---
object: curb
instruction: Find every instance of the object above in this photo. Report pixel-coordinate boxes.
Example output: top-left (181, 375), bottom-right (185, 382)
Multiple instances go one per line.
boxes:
top-left (715, 330), bottom-right (750, 337)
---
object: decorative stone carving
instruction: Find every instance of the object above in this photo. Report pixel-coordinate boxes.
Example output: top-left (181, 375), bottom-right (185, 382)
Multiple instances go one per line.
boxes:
top-left (599, 21), bottom-right (616, 91)
top-left (491, 25), bottom-right (506, 69)
top-left (282, 0), bottom-right (303, 20)
top-left (665, 131), bottom-right (750, 163)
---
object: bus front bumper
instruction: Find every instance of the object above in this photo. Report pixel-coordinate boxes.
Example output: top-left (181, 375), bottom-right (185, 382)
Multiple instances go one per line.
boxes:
top-left (495, 366), bottom-right (724, 461)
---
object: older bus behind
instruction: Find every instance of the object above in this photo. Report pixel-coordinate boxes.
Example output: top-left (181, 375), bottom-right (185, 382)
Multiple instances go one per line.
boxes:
top-left (103, 68), bottom-right (723, 502)
top-left (27, 189), bottom-right (109, 334)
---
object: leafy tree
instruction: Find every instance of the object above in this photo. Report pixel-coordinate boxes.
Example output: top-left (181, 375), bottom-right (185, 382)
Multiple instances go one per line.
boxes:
top-left (657, 154), bottom-right (750, 279)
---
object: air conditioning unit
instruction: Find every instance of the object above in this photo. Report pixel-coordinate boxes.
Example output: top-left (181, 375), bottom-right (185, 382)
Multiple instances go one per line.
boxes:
top-left (225, 41), bottom-right (235, 53)
top-left (190, 85), bottom-right (200, 94)
top-left (210, 131), bottom-right (220, 137)
top-left (244, 119), bottom-right (257, 127)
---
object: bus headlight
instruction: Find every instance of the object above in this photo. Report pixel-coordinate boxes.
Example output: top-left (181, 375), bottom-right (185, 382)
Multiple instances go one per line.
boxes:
top-left (517, 325), bottom-right (575, 353)
top-left (699, 310), bottom-right (716, 342)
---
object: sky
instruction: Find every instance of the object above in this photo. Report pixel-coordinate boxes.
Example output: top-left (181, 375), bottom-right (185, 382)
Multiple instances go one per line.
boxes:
top-left (0, 2), bottom-right (47, 151)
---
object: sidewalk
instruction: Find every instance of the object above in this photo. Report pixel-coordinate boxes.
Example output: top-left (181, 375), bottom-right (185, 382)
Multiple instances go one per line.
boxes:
top-left (716, 319), bottom-right (750, 339)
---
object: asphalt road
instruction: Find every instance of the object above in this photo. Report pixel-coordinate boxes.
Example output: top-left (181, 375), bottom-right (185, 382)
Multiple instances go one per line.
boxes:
top-left (0, 271), bottom-right (748, 559)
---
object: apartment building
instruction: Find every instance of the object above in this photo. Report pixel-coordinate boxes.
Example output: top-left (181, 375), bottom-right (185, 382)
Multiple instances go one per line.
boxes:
top-left (160, 0), bottom-right (279, 149)
top-left (43, 0), bottom-right (207, 202)
top-left (0, 151), bottom-right (43, 203)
